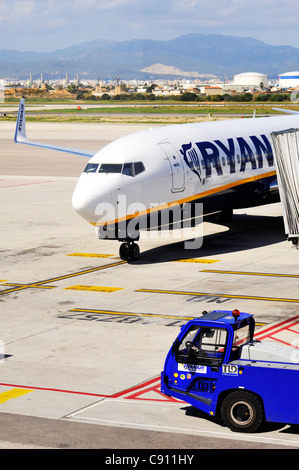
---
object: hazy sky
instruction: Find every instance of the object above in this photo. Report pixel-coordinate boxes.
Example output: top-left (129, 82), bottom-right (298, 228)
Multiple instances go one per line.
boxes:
top-left (1, 0), bottom-right (299, 51)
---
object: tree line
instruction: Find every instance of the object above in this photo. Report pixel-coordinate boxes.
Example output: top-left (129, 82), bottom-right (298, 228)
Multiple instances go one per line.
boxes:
top-left (76, 90), bottom-right (291, 103)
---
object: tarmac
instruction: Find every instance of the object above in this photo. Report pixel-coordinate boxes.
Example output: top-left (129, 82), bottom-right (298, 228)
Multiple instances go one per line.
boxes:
top-left (0, 120), bottom-right (299, 450)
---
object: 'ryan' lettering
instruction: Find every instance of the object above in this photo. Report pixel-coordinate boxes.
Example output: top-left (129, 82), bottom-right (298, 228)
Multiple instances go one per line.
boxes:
top-left (195, 141), bottom-right (223, 178)
top-left (214, 138), bottom-right (235, 174)
top-left (237, 137), bottom-right (257, 171)
top-left (180, 134), bottom-right (273, 181)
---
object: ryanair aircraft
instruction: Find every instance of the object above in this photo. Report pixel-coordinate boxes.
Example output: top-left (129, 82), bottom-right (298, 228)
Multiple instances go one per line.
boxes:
top-left (14, 98), bottom-right (299, 260)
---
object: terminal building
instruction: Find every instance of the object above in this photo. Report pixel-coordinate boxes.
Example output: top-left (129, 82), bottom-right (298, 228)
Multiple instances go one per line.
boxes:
top-left (279, 72), bottom-right (299, 89)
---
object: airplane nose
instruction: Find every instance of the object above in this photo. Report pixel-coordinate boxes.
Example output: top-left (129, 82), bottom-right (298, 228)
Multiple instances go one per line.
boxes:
top-left (72, 175), bottom-right (112, 225)
top-left (71, 190), bottom-right (93, 216)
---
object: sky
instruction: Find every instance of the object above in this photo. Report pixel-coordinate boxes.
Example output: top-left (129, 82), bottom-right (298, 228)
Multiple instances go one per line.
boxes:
top-left (0, 0), bottom-right (299, 52)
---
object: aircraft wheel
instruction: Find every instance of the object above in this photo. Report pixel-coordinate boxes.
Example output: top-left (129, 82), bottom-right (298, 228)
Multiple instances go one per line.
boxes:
top-left (221, 391), bottom-right (263, 433)
top-left (119, 242), bottom-right (130, 260)
top-left (119, 242), bottom-right (140, 261)
top-left (129, 242), bottom-right (140, 261)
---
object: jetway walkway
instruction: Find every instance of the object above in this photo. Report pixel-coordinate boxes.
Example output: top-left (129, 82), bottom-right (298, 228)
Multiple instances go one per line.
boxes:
top-left (271, 128), bottom-right (299, 248)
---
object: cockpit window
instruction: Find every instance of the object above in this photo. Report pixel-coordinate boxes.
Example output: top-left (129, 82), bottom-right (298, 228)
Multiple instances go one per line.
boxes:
top-left (99, 163), bottom-right (122, 173)
top-left (134, 162), bottom-right (145, 175)
top-left (84, 163), bottom-right (99, 173)
top-left (122, 162), bottom-right (145, 176)
top-left (87, 161), bottom-right (145, 176)
top-left (122, 162), bottom-right (134, 176)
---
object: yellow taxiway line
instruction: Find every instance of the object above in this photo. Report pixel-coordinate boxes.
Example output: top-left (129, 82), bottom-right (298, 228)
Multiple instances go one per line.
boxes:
top-left (136, 288), bottom-right (299, 304)
top-left (201, 269), bottom-right (299, 278)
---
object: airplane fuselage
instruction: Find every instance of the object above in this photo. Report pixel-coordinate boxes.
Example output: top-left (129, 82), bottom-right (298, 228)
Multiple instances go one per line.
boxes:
top-left (72, 115), bottom-right (299, 241)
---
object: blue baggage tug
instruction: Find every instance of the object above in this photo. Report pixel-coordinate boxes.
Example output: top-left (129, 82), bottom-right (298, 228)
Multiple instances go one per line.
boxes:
top-left (161, 309), bottom-right (299, 432)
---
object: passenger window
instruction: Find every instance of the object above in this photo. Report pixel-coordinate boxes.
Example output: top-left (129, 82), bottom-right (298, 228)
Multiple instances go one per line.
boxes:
top-left (134, 162), bottom-right (145, 175)
top-left (84, 163), bottom-right (99, 173)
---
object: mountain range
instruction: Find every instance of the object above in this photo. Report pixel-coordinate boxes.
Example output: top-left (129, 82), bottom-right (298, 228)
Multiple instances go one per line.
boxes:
top-left (1, 33), bottom-right (299, 80)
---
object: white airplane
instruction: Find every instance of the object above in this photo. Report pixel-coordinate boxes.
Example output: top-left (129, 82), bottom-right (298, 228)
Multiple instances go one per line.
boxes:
top-left (14, 98), bottom-right (299, 261)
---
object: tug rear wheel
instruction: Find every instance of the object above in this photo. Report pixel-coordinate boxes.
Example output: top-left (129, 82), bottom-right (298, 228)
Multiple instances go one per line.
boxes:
top-left (221, 391), bottom-right (263, 433)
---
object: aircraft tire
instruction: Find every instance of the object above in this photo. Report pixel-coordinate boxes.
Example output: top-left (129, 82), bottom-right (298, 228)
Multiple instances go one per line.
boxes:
top-left (119, 242), bottom-right (140, 261)
top-left (129, 242), bottom-right (140, 261)
top-left (119, 242), bottom-right (130, 260)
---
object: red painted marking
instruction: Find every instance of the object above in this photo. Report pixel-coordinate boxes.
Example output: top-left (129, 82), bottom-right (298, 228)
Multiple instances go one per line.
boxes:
top-left (257, 325), bottom-right (295, 340)
top-left (0, 377), bottom-right (169, 402)
top-left (287, 328), bottom-right (299, 334)
top-left (254, 315), bottom-right (299, 348)
top-left (126, 384), bottom-right (180, 402)
top-left (0, 180), bottom-right (54, 189)
top-left (268, 336), bottom-right (297, 347)
top-left (0, 382), bottom-right (108, 398)
top-left (111, 377), bottom-right (160, 399)
top-left (126, 384), bottom-right (159, 400)
top-left (111, 376), bottom-right (182, 403)
top-left (0, 377), bottom-right (181, 404)
top-left (254, 316), bottom-right (299, 339)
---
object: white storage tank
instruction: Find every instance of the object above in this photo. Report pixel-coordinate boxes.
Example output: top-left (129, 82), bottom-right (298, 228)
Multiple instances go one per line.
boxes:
top-left (233, 72), bottom-right (268, 89)
top-left (279, 72), bottom-right (299, 89)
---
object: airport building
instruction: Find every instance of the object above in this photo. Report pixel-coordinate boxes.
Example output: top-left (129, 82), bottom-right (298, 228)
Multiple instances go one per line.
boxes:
top-left (279, 71), bottom-right (299, 89)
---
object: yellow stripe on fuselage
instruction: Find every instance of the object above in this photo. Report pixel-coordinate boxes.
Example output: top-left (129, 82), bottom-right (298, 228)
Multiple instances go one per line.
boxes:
top-left (91, 170), bottom-right (276, 227)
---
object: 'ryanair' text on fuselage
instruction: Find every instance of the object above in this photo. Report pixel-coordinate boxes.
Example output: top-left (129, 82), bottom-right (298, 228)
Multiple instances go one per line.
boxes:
top-left (18, 103), bottom-right (24, 133)
top-left (180, 134), bottom-right (273, 181)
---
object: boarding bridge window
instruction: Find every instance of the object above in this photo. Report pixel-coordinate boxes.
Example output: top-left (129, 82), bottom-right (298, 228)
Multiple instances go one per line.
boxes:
top-left (84, 163), bottom-right (99, 173)
top-left (99, 163), bottom-right (122, 173)
top-left (174, 326), bottom-right (228, 367)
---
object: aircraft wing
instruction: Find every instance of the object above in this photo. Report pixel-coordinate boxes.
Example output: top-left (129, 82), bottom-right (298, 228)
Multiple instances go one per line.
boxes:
top-left (272, 108), bottom-right (299, 115)
top-left (14, 98), bottom-right (95, 157)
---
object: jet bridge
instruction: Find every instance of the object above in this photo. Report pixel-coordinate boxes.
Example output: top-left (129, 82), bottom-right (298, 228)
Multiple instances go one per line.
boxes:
top-left (271, 128), bottom-right (299, 248)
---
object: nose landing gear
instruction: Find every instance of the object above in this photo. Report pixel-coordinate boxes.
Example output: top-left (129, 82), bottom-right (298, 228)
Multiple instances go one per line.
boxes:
top-left (119, 241), bottom-right (140, 261)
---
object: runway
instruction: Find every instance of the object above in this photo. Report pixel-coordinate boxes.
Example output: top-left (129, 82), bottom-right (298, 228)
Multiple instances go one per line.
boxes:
top-left (0, 121), bottom-right (299, 449)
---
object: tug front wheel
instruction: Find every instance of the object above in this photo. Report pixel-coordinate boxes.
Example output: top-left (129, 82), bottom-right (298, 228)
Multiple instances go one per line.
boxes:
top-left (119, 242), bottom-right (140, 261)
top-left (221, 391), bottom-right (264, 433)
